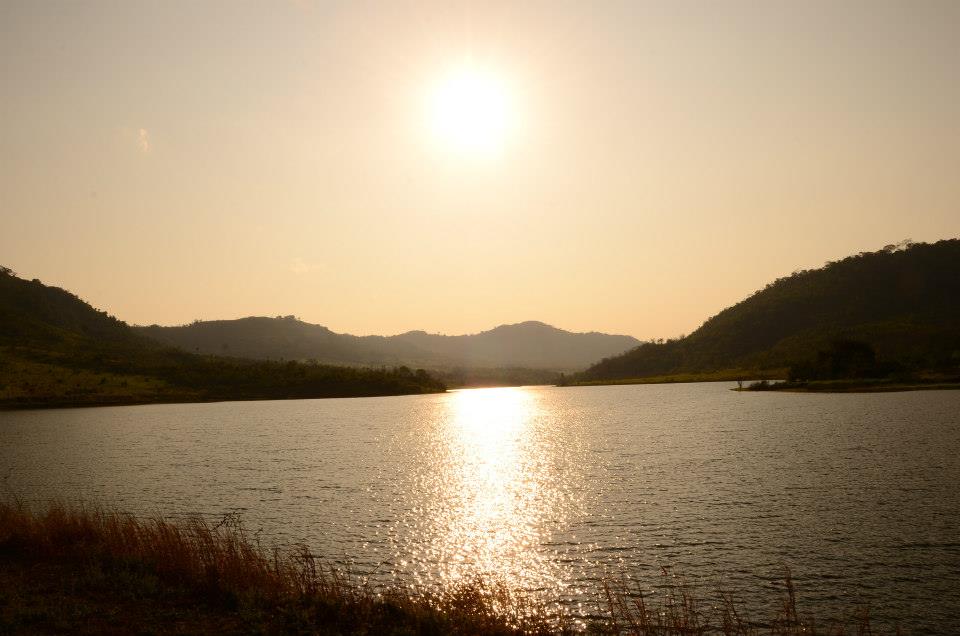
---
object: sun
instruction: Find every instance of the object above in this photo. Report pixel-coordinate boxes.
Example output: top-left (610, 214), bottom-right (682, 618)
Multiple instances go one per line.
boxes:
top-left (427, 65), bottom-right (514, 157)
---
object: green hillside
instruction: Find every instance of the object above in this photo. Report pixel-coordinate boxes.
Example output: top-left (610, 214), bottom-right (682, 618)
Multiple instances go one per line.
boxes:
top-left (576, 240), bottom-right (960, 382)
top-left (0, 268), bottom-right (445, 408)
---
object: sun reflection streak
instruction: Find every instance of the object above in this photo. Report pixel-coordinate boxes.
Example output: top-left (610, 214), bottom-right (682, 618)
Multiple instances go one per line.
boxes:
top-left (427, 387), bottom-right (563, 589)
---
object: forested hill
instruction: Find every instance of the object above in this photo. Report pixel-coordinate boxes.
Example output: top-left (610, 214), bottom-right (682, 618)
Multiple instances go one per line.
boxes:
top-left (0, 268), bottom-right (445, 408)
top-left (136, 319), bottom-right (640, 371)
top-left (577, 240), bottom-right (960, 381)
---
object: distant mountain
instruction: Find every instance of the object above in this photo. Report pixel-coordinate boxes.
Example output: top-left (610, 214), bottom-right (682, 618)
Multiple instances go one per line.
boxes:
top-left (136, 319), bottom-right (640, 371)
top-left (0, 269), bottom-right (444, 408)
top-left (577, 240), bottom-right (960, 381)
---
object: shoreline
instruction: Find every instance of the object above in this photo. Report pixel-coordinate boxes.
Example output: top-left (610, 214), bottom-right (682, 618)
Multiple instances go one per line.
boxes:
top-left (560, 369), bottom-right (779, 388)
top-left (562, 373), bottom-right (960, 394)
top-left (0, 388), bottom-right (449, 412)
top-left (737, 380), bottom-right (960, 393)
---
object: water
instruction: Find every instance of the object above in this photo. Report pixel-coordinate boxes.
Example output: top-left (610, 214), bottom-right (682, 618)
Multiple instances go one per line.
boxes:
top-left (2, 383), bottom-right (959, 633)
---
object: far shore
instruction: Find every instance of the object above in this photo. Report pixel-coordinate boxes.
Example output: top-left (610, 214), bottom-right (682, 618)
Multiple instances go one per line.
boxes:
top-left (561, 369), bottom-right (783, 388)
top-left (737, 378), bottom-right (960, 393)
top-left (562, 373), bottom-right (960, 393)
top-left (6, 375), bottom-right (960, 412)
top-left (0, 388), bottom-right (449, 412)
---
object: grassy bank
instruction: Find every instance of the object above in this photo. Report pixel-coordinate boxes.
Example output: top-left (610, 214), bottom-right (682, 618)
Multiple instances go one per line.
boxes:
top-left (0, 500), bottom-right (894, 635)
top-left (0, 500), bottom-right (556, 636)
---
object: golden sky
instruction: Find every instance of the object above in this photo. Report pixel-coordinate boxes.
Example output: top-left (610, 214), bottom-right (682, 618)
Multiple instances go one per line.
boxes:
top-left (2, 1), bottom-right (959, 338)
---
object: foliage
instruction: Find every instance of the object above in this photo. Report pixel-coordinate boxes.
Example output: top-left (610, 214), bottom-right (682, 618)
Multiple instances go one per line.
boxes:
top-left (0, 269), bottom-right (445, 408)
top-left (787, 339), bottom-right (899, 382)
top-left (435, 366), bottom-right (562, 388)
top-left (578, 240), bottom-right (960, 381)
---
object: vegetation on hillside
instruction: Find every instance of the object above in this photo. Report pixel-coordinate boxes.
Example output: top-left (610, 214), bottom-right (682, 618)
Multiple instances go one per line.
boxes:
top-left (787, 339), bottom-right (897, 382)
top-left (0, 269), bottom-right (445, 408)
top-left (576, 240), bottom-right (960, 383)
top-left (740, 338), bottom-right (960, 392)
top-left (0, 499), bottom-right (886, 635)
top-left (435, 366), bottom-right (562, 388)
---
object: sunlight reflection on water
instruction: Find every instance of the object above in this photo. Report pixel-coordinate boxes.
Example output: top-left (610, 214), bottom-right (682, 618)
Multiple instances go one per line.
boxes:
top-left (404, 387), bottom-right (576, 593)
top-left (442, 389), bottom-right (551, 583)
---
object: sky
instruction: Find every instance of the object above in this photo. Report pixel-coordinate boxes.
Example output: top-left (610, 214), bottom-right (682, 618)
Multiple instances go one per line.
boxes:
top-left (2, 1), bottom-right (959, 339)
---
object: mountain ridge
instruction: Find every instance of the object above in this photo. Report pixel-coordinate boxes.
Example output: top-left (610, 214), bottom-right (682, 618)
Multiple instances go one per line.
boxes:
top-left (136, 318), bottom-right (640, 371)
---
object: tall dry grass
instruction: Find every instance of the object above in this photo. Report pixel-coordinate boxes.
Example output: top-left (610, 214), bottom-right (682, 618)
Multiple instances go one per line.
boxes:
top-left (0, 499), bottom-right (888, 635)
top-left (0, 499), bottom-right (567, 635)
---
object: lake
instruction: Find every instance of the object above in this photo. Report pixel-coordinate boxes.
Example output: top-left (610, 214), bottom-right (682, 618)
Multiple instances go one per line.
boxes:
top-left (2, 383), bottom-right (958, 633)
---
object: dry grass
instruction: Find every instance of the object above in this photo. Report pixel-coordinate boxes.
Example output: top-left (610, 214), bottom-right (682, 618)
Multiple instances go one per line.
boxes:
top-left (0, 499), bottom-right (892, 635)
top-left (599, 570), bottom-right (884, 636)
top-left (0, 499), bottom-right (566, 635)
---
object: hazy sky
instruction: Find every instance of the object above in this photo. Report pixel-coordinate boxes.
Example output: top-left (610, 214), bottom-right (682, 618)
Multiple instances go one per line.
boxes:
top-left (2, 1), bottom-right (959, 338)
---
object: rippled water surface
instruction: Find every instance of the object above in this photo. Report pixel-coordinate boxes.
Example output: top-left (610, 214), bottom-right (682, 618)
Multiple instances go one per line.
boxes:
top-left (2, 383), bottom-right (959, 633)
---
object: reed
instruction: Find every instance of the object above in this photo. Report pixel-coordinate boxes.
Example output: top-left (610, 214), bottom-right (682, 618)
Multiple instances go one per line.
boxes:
top-left (0, 499), bottom-right (888, 635)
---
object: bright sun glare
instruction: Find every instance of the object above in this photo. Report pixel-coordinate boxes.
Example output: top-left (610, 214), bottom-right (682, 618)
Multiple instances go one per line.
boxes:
top-left (427, 65), bottom-right (514, 157)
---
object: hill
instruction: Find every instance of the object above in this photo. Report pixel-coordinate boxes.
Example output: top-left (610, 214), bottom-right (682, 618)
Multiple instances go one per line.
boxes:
top-left (136, 319), bottom-right (640, 372)
top-left (0, 268), bottom-right (445, 408)
top-left (576, 240), bottom-right (960, 382)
